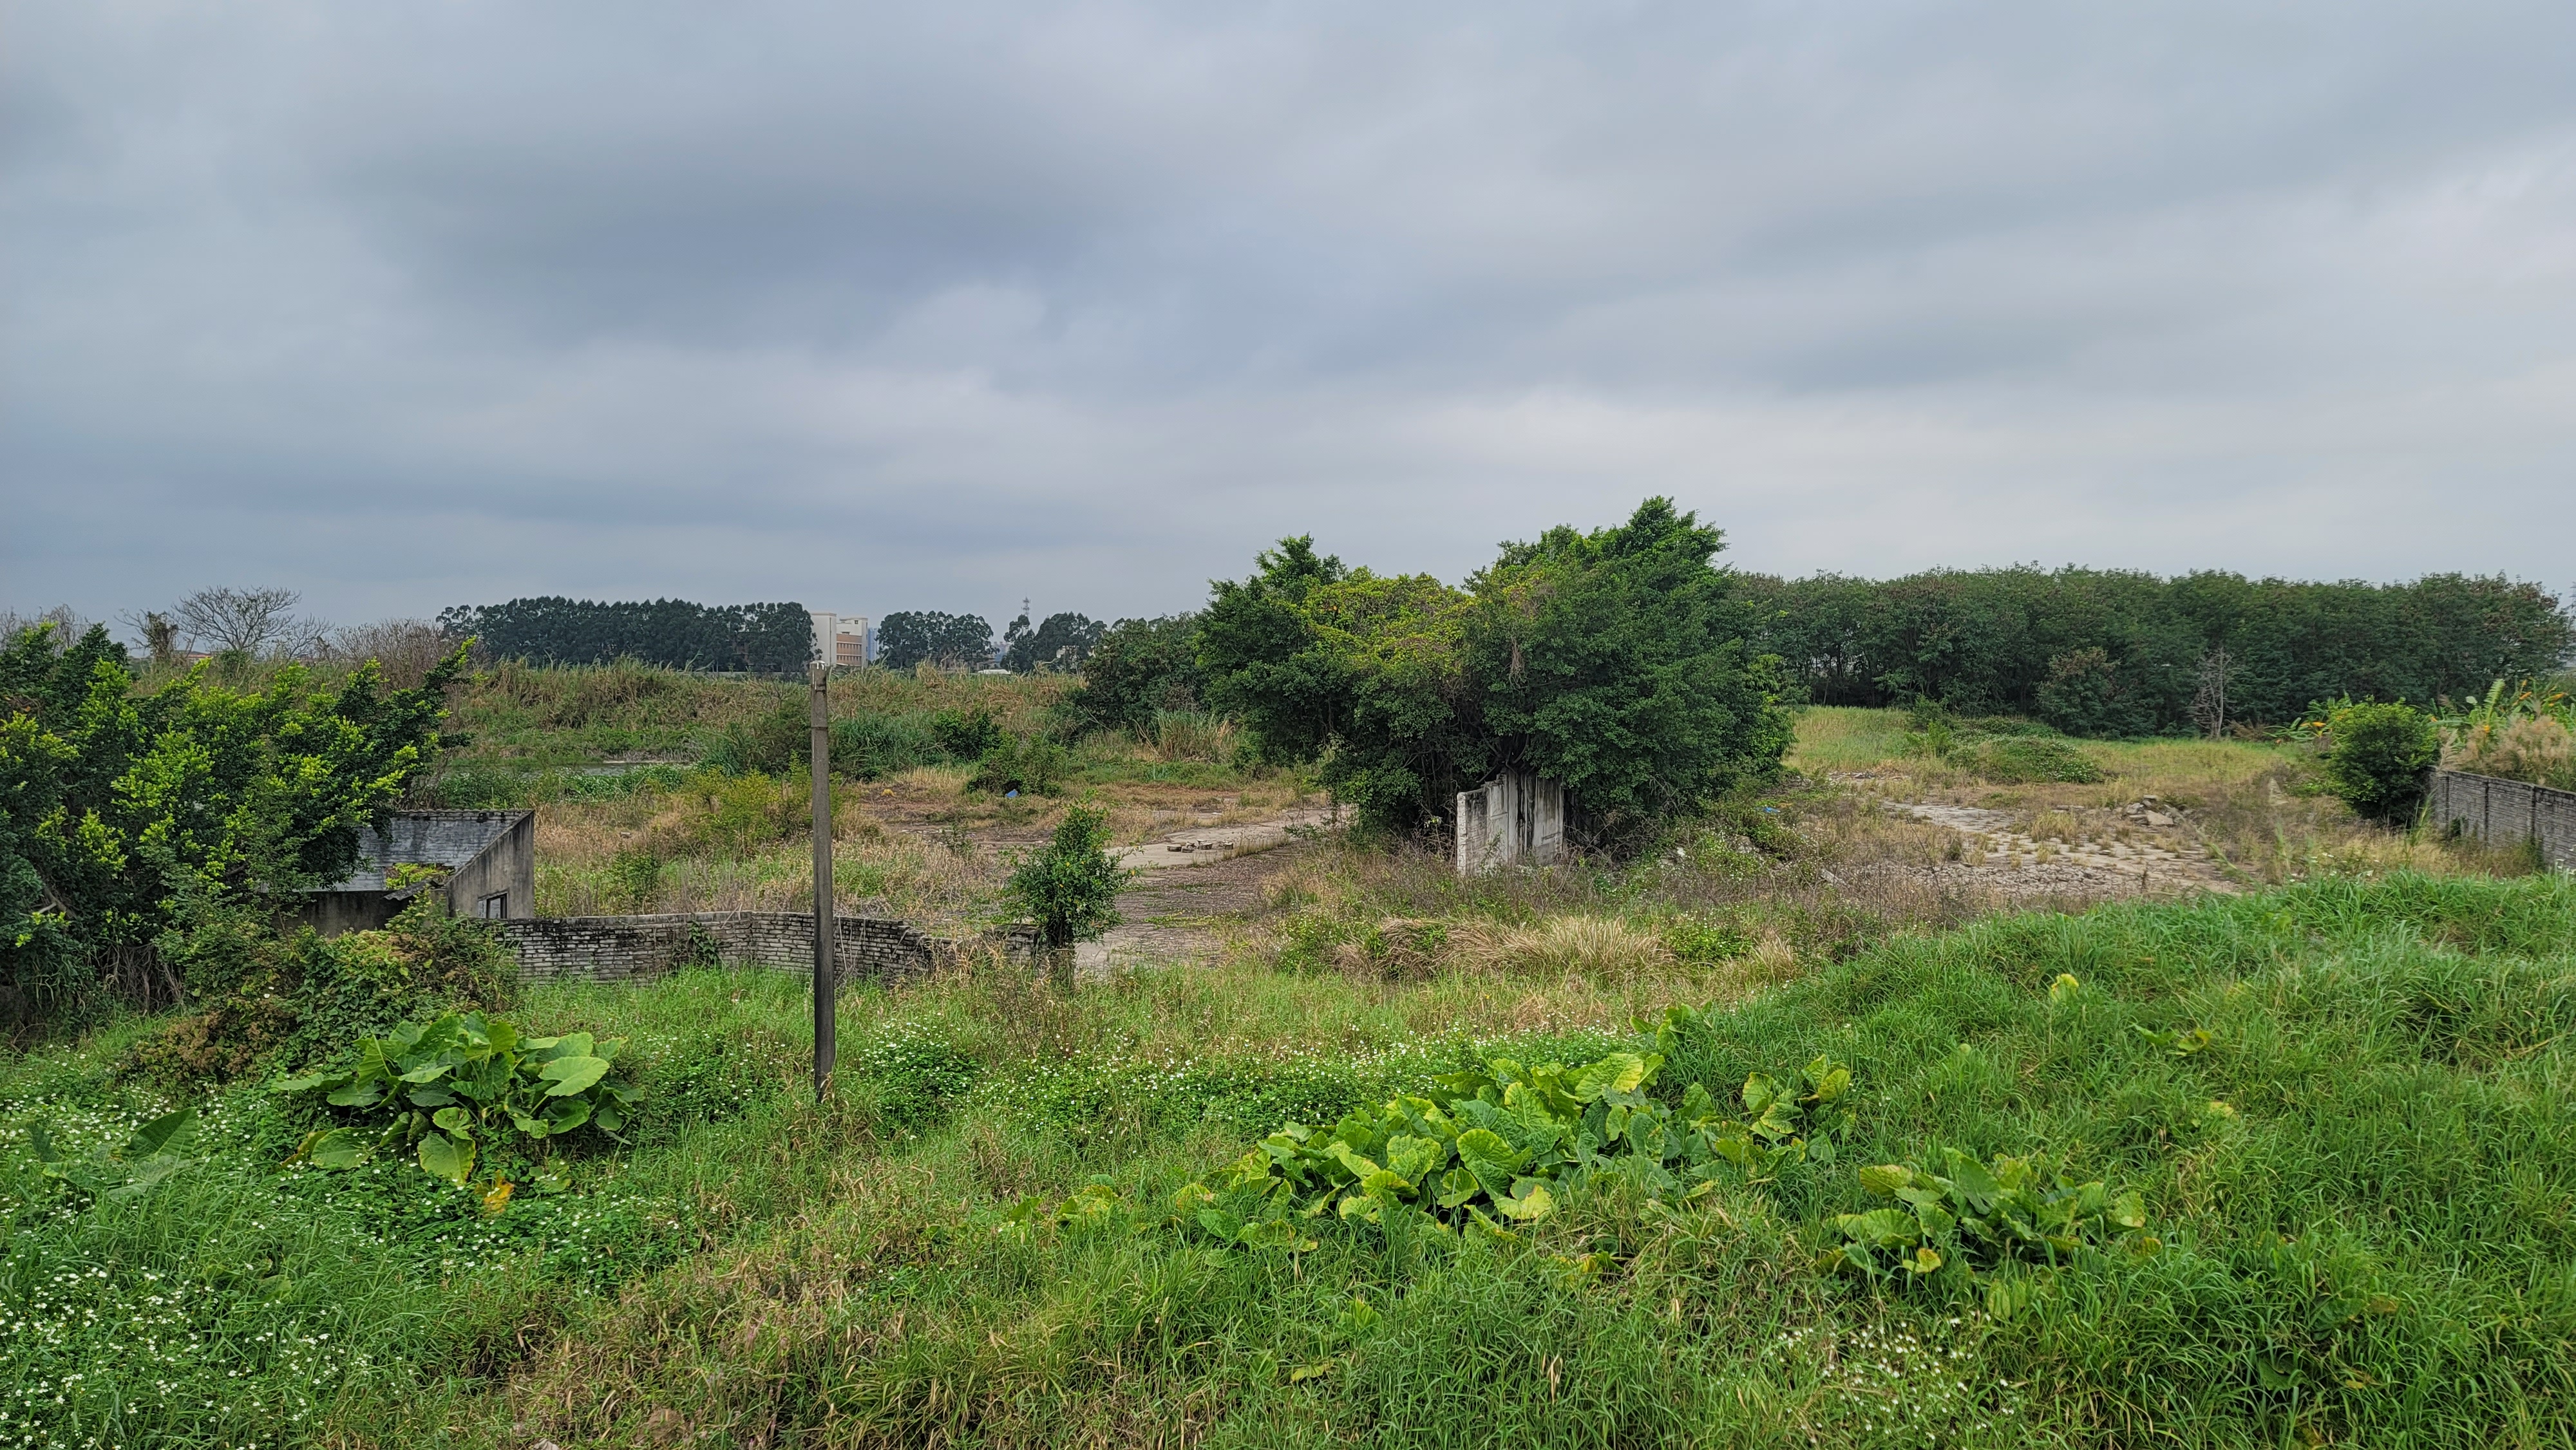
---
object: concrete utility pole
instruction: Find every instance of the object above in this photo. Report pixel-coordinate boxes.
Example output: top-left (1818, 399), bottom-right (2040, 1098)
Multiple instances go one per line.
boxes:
top-left (810, 665), bottom-right (836, 1099)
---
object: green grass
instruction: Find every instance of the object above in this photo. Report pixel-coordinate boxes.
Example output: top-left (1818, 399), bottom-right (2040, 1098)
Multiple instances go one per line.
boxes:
top-left (9, 873), bottom-right (2576, 1447)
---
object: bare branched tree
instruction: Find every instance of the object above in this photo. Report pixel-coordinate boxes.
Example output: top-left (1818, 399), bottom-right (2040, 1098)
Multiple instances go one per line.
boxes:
top-left (173, 587), bottom-right (303, 655)
top-left (2190, 645), bottom-right (2235, 740)
top-left (321, 619), bottom-right (453, 688)
top-left (1, 605), bottom-right (91, 643)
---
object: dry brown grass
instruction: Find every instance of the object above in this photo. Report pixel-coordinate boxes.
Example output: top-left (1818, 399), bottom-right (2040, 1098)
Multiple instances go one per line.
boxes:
top-left (1799, 707), bottom-right (2529, 889)
top-left (2450, 713), bottom-right (2576, 791)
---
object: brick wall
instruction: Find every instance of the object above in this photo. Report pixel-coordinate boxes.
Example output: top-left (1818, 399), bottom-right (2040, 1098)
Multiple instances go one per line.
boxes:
top-left (2430, 771), bottom-right (2576, 871)
top-left (495, 911), bottom-right (1039, 986)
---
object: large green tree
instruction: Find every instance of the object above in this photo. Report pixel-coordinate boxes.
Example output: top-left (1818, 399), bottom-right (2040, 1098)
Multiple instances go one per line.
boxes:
top-left (1, 623), bottom-right (462, 1019)
top-left (1196, 500), bottom-right (1791, 844)
top-left (1469, 498), bottom-right (1792, 842)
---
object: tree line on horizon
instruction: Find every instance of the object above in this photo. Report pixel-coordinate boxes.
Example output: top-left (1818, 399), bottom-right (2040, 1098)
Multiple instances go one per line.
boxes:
top-left (1732, 567), bottom-right (2570, 735)
top-left (419, 560), bottom-right (2570, 743)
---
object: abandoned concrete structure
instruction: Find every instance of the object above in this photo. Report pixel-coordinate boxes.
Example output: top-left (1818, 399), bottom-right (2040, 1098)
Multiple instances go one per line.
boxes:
top-left (1455, 769), bottom-right (1566, 872)
top-left (303, 809), bottom-right (536, 936)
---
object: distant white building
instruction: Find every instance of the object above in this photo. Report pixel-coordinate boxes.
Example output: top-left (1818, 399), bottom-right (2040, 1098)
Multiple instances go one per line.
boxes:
top-left (810, 612), bottom-right (869, 668)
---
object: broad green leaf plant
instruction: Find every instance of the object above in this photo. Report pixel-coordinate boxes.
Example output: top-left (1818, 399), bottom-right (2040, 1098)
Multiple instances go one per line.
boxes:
top-left (1828, 1147), bottom-right (2154, 1317)
top-left (1160, 1021), bottom-right (1852, 1251)
top-left (277, 1011), bottom-right (639, 1187)
top-left (24, 1108), bottom-right (200, 1203)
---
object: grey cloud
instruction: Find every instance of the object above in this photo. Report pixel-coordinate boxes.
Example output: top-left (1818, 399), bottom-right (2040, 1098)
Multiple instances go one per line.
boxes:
top-left (6, 1), bottom-right (2576, 630)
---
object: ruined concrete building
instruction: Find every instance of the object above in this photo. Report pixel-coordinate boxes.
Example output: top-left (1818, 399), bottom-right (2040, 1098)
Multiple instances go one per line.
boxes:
top-left (1455, 769), bottom-right (1566, 872)
top-left (303, 809), bottom-right (535, 936)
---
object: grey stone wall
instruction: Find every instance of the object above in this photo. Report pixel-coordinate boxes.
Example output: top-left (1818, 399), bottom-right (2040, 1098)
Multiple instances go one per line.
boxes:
top-left (2430, 770), bottom-right (2576, 871)
top-left (495, 911), bottom-right (1039, 986)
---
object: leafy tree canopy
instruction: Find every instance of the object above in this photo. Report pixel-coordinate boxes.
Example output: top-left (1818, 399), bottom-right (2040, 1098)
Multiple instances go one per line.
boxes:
top-left (1002, 611), bottom-right (1105, 673)
top-left (1737, 567), bottom-right (2571, 735)
top-left (435, 598), bottom-right (809, 673)
top-left (1197, 501), bottom-right (1792, 845)
top-left (1, 623), bottom-right (463, 1021)
top-left (876, 611), bottom-right (994, 671)
top-left (1064, 614), bottom-right (1206, 735)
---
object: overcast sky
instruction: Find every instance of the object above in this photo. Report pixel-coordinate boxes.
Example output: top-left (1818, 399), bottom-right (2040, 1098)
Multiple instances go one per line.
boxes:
top-left (7, 1), bottom-right (2574, 634)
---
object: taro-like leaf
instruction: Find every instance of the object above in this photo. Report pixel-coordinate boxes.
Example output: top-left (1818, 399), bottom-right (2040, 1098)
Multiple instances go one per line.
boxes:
top-left (543, 1096), bottom-right (592, 1133)
top-left (1383, 1134), bottom-right (1444, 1183)
top-left (1436, 1166), bottom-right (1482, 1209)
top-left (431, 1107), bottom-right (474, 1136)
top-left (481, 1180), bottom-right (514, 1216)
top-left (417, 1133), bottom-right (473, 1185)
top-left (1358, 1168), bottom-right (1414, 1200)
top-left (539, 1055), bottom-right (611, 1097)
top-left (304, 1129), bottom-right (368, 1170)
top-left (1326, 1142), bottom-right (1383, 1183)
top-left (397, 1062), bottom-right (453, 1084)
top-left (595, 1100), bottom-right (626, 1135)
top-left (1857, 1163), bottom-right (1913, 1197)
top-left (509, 1111), bottom-right (549, 1137)
top-left (121, 1109), bottom-right (195, 1161)
top-left (1901, 1245), bottom-right (1942, 1275)
top-left (1454, 1129), bottom-right (1525, 1195)
top-left (2109, 1189), bottom-right (2147, 1230)
top-left (270, 1071), bottom-right (339, 1094)
top-left (1493, 1178), bottom-right (1556, 1221)
top-left (1804, 1057), bottom-right (1852, 1104)
top-left (1944, 1151), bottom-right (2004, 1213)
top-left (1237, 1218), bottom-right (1316, 1252)
top-left (1463, 1205), bottom-right (1519, 1244)
top-left (1741, 1072), bottom-right (1781, 1118)
top-left (406, 1085), bottom-right (457, 1108)
top-left (107, 1157), bottom-right (188, 1200)
top-left (327, 1082), bottom-right (384, 1109)
top-left (1573, 1053), bottom-right (1649, 1102)
top-left (2047, 973), bottom-right (2082, 1004)
top-left (1833, 1208), bottom-right (1918, 1248)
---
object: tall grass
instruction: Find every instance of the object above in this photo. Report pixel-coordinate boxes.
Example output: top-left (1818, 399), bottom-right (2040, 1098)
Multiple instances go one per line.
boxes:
top-left (406, 871), bottom-right (2576, 1449)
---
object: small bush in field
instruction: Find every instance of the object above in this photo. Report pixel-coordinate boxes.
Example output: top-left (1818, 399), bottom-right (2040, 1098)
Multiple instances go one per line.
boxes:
top-left (1002, 801), bottom-right (1131, 948)
top-left (968, 733), bottom-right (1070, 795)
top-left (1969, 734), bottom-right (2105, 784)
top-left (2322, 701), bottom-right (2439, 822)
top-left (930, 704), bottom-right (1005, 761)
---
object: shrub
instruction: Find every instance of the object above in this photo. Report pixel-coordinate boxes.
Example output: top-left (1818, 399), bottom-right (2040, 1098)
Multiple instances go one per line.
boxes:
top-left (929, 704), bottom-right (1006, 762)
top-left (702, 701), bottom-right (805, 775)
top-left (1063, 614), bottom-right (1205, 735)
top-left (967, 733), bottom-right (1069, 796)
top-left (829, 711), bottom-right (939, 778)
top-left (2322, 701), bottom-right (2439, 822)
top-left (1968, 735), bottom-right (2105, 784)
top-left (124, 898), bottom-right (515, 1086)
top-left (1001, 801), bottom-right (1130, 950)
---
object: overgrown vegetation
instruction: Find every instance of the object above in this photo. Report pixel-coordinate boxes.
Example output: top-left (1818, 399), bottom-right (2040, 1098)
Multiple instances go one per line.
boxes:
top-left (1, 622), bottom-right (462, 1028)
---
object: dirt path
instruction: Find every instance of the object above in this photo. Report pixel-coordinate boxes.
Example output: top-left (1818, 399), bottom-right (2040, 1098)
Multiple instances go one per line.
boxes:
top-left (1881, 796), bottom-right (2236, 897)
top-left (1078, 833), bottom-right (1331, 974)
